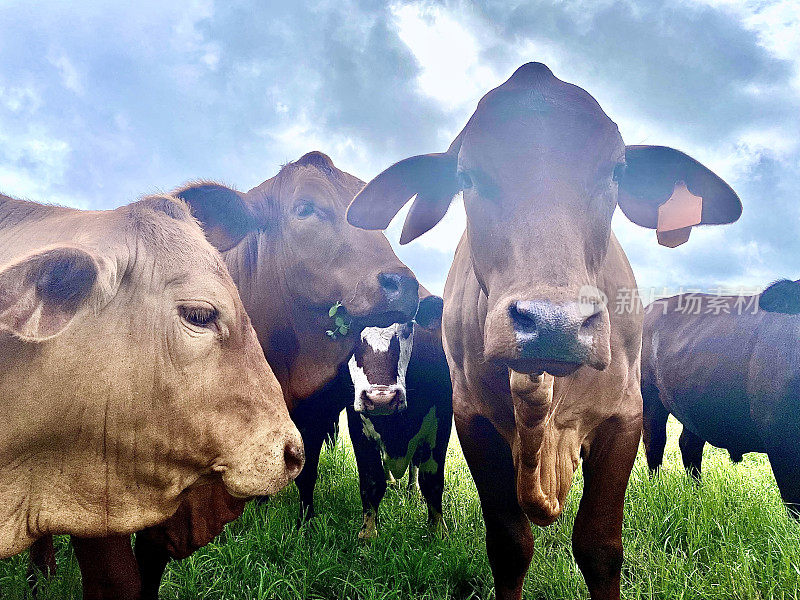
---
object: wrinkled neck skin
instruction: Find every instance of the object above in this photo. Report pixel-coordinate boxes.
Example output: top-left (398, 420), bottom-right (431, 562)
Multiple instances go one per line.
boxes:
top-left (222, 233), bottom-right (357, 410)
top-left (445, 230), bottom-right (642, 524)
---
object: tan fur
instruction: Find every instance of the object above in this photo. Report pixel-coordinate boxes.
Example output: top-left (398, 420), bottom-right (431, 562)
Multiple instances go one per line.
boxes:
top-left (0, 193), bottom-right (301, 558)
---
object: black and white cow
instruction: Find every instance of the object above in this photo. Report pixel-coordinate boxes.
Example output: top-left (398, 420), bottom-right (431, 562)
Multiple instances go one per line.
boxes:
top-left (346, 294), bottom-right (453, 538)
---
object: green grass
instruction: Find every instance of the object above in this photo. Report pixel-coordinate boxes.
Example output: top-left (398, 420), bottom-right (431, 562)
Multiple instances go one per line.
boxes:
top-left (3, 417), bottom-right (800, 599)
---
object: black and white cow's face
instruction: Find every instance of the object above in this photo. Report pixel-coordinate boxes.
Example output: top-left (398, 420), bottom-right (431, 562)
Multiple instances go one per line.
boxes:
top-left (349, 322), bottom-right (414, 415)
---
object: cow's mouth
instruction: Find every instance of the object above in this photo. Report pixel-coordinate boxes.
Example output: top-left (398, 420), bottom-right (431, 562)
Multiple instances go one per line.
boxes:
top-left (503, 358), bottom-right (582, 377)
top-left (351, 310), bottom-right (411, 330)
top-left (356, 387), bottom-right (407, 415)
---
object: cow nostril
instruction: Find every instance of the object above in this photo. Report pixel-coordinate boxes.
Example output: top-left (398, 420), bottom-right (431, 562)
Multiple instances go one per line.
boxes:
top-left (580, 308), bottom-right (603, 333)
top-left (284, 442), bottom-right (305, 475)
top-left (361, 389), bottom-right (374, 409)
top-left (509, 302), bottom-right (539, 335)
top-left (378, 272), bottom-right (401, 294)
top-left (375, 272), bottom-right (420, 323)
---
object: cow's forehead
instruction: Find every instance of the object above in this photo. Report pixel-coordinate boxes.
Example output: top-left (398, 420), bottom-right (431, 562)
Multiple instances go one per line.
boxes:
top-left (123, 204), bottom-right (242, 309)
top-left (461, 66), bottom-right (623, 170)
top-left (131, 209), bottom-right (225, 273)
top-left (480, 62), bottom-right (613, 124)
top-left (252, 162), bottom-right (363, 211)
top-left (360, 324), bottom-right (401, 353)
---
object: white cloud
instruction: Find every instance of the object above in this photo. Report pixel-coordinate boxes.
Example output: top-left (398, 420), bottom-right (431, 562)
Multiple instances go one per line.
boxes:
top-left (699, 0), bottom-right (800, 89)
top-left (0, 131), bottom-right (85, 208)
top-left (391, 3), bottom-right (500, 113)
top-left (0, 85), bottom-right (41, 113)
top-left (1, 0), bottom-right (798, 294)
top-left (48, 54), bottom-right (84, 96)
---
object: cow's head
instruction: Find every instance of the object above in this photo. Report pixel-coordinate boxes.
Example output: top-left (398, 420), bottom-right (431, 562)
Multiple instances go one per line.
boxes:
top-left (347, 63), bottom-right (741, 376)
top-left (0, 196), bottom-right (303, 544)
top-left (759, 279), bottom-right (800, 314)
top-left (348, 295), bottom-right (442, 415)
top-left (176, 152), bottom-right (419, 332)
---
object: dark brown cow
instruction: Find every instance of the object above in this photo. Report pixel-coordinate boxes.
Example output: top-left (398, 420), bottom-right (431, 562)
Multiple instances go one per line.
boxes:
top-left (28, 151), bottom-right (419, 600)
top-left (347, 63), bottom-right (741, 599)
top-left (642, 279), bottom-right (800, 514)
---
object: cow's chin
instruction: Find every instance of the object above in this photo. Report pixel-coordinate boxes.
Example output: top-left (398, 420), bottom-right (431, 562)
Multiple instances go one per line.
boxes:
top-left (504, 358), bottom-right (582, 378)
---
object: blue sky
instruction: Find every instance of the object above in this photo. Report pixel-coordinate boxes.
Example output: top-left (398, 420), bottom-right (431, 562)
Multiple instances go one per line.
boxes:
top-left (1, 0), bottom-right (798, 295)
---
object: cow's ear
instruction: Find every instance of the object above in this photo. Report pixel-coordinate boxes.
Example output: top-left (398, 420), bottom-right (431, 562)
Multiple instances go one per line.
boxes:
top-left (617, 146), bottom-right (742, 247)
top-left (0, 246), bottom-right (99, 341)
top-left (414, 295), bottom-right (444, 330)
top-left (759, 279), bottom-right (800, 315)
top-left (174, 183), bottom-right (256, 252)
top-left (348, 153), bottom-right (460, 244)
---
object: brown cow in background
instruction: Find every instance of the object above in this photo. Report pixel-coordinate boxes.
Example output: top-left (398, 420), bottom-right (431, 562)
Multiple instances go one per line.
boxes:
top-left (347, 63), bottom-right (741, 599)
top-left (28, 151), bottom-right (419, 599)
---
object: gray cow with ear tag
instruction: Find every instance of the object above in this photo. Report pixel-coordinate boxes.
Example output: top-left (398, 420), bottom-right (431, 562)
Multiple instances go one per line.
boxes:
top-left (347, 62), bottom-right (741, 599)
top-left (346, 293), bottom-right (453, 538)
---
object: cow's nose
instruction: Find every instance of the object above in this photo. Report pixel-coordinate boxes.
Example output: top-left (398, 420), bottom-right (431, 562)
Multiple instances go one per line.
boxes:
top-left (366, 387), bottom-right (397, 404)
top-left (283, 441), bottom-right (305, 478)
top-left (508, 300), bottom-right (606, 366)
top-left (378, 272), bottom-right (419, 320)
top-left (362, 386), bottom-right (403, 414)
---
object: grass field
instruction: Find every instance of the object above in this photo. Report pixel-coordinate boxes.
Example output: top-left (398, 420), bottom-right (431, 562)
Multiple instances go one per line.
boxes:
top-left (2, 417), bottom-right (800, 600)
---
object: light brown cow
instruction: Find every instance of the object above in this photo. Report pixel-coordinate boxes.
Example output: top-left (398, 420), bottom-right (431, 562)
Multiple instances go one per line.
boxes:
top-left (30, 151), bottom-right (420, 600)
top-left (0, 193), bottom-right (303, 560)
top-left (347, 63), bottom-right (741, 599)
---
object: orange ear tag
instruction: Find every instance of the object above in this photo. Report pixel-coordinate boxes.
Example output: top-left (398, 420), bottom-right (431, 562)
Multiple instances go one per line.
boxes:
top-left (656, 181), bottom-right (703, 248)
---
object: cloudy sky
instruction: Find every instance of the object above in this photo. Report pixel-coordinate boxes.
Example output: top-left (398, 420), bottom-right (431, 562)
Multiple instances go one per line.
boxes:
top-left (1, 0), bottom-right (798, 296)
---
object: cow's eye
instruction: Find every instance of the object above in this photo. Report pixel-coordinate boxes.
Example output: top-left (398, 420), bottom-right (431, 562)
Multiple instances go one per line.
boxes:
top-left (457, 170), bottom-right (474, 190)
top-left (294, 201), bottom-right (315, 219)
top-left (612, 162), bottom-right (627, 182)
top-left (180, 305), bottom-right (218, 329)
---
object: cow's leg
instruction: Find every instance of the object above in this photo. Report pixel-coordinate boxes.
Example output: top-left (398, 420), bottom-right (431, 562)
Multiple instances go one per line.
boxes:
top-left (573, 415), bottom-right (639, 600)
top-left (293, 423), bottom-right (327, 523)
top-left (27, 535), bottom-right (57, 596)
top-left (419, 416), bottom-right (450, 536)
top-left (418, 463), bottom-right (446, 536)
top-left (133, 530), bottom-right (171, 600)
top-left (678, 426), bottom-right (704, 480)
top-left (290, 378), bottom-right (347, 524)
top-left (407, 464), bottom-right (420, 495)
top-left (764, 433), bottom-right (800, 518)
top-left (457, 414), bottom-right (532, 600)
top-left (346, 406), bottom-right (387, 539)
top-left (27, 534), bottom-right (57, 577)
top-left (72, 536), bottom-right (141, 600)
top-left (769, 451), bottom-right (800, 518)
top-left (641, 383), bottom-right (669, 474)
